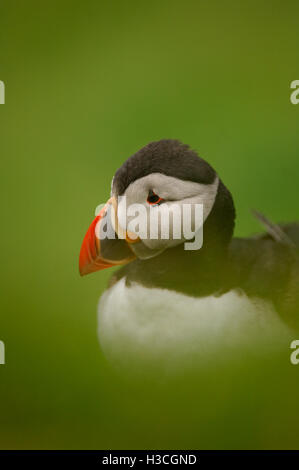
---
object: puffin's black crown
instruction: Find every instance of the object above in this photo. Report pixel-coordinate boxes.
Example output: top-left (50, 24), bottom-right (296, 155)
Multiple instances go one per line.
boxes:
top-left (113, 139), bottom-right (216, 196)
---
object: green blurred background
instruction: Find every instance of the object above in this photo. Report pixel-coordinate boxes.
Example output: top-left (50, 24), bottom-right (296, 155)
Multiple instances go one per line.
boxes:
top-left (1, 0), bottom-right (299, 449)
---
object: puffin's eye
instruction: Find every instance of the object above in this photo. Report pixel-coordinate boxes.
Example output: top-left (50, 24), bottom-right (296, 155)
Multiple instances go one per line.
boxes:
top-left (147, 190), bottom-right (164, 206)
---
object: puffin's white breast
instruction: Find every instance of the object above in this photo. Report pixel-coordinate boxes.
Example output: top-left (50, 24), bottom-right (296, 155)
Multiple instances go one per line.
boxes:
top-left (98, 278), bottom-right (291, 370)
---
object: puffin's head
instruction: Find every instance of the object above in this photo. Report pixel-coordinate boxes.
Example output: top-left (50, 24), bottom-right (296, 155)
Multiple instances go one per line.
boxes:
top-left (79, 140), bottom-right (235, 276)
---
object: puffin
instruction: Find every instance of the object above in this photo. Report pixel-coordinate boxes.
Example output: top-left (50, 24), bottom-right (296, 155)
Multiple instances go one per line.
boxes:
top-left (79, 140), bottom-right (299, 369)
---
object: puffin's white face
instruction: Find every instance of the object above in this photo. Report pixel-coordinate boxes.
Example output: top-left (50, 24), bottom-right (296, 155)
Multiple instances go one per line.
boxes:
top-left (79, 171), bottom-right (220, 274)
top-left (114, 173), bottom-right (219, 257)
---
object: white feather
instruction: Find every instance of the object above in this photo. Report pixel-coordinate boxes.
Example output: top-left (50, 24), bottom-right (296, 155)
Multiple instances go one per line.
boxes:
top-left (98, 279), bottom-right (291, 371)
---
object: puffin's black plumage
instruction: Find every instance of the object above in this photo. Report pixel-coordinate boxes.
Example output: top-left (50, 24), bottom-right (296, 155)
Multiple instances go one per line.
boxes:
top-left (109, 140), bottom-right (299, 330)
top-left (113, 139), bottom-right (216, 195)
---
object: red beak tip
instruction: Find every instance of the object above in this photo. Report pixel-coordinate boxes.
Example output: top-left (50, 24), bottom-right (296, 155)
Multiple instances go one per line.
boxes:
top-left (79, 260), bottom-right (93, 277)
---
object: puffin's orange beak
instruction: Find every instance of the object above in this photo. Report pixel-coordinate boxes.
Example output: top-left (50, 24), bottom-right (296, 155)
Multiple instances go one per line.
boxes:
top-left (79, 198), bottom-right (136, 276)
